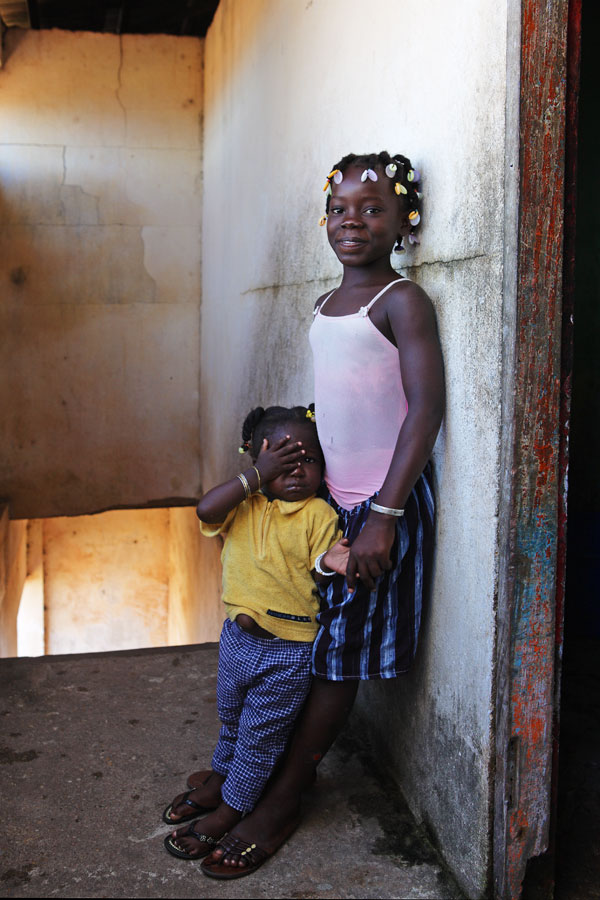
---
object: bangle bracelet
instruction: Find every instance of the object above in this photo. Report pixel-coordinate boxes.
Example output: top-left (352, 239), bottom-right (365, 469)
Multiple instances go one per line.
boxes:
top-left (370, 501), bottom-right (405, 517)
top-left (237, 472), bottom-right (251, 499)
top-left (250, 465), bottom-right (261, 490)
top-left (314, 551), bottom-right (335, 576)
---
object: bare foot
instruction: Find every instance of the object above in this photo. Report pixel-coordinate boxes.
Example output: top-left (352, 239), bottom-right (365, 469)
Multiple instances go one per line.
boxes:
top-left (163, 772), bottom-right (225, 823)
top-left (166, 803), bottom-right (242, 859)
top-left (187, 768), bottom-right (219, 789)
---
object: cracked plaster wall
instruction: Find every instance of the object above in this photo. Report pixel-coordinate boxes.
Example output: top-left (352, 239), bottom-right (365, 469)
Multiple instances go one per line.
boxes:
top-left (201, 1), bottom-right (510, 895)
top-left (0, 29), bottom-right (204, 518)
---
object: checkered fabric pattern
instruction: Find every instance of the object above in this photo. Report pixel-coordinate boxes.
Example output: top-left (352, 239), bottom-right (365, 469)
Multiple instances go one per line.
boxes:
top-left (212, 617), bottom-right (313, 814)
top-left (312, 462), bottom-right (435, 681)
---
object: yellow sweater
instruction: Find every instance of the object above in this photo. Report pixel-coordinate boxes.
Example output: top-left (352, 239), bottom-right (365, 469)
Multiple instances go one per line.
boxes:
top-left (199, 492), bottom-right (341, 641)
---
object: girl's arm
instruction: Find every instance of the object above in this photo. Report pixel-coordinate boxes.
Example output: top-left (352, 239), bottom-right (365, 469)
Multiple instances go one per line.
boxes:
top-left (345, 283), bottom-right (444, 591)
top-left (196, 435), bottom-right (305, 523)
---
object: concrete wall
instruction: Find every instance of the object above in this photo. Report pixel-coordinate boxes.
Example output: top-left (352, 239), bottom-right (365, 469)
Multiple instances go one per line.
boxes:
top-left (168, 506), bottom-right (223, 646)
top-left (0, 505), bottom-right (27, 657)
top-left (202, 1), bottom-right (509, 895)
top-left (16, 519), bottom-right (44, 656)
top-left (43, 508), bottom-right (170, 654)
top-left (7, 508), bottom-right (222, 657)
top-left (0, 29), bottom-right (204, 518)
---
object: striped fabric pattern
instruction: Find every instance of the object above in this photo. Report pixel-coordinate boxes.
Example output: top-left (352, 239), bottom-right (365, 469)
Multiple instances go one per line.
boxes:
top-left (312, 463), bottom-right (435, 681)
top-left (212, 618), bottom-right (313, 813)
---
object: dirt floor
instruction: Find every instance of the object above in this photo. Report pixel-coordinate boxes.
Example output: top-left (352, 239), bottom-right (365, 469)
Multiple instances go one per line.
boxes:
top-left (0, 644), bottom-right (463, 900)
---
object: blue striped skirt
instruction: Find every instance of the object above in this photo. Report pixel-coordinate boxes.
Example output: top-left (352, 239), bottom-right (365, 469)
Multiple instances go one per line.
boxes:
top-left (312, 463), bottom-right (435, 681)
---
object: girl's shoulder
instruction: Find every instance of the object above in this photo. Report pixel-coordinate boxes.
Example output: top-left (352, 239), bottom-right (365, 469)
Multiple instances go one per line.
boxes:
top-left (379, 277), bottom-right (435, 316)
top-left (313, 286), bottom-right (338, 312)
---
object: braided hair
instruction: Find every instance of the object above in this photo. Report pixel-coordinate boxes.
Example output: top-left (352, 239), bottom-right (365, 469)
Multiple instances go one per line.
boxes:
top-left (324, 151), bottom-right (422, 250)
top-left (240, 404), bottom-right (316, 459)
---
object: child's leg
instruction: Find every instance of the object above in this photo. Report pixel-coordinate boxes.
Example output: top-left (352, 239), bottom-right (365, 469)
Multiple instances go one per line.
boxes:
top-left (201, 677), bottom-right (358, 869)
top-left (169, 629), bottom-right (312, 858)
top-left (165, 619), bottom-right (243, 823)
top-left (219, 636), bottom-right (313, 814)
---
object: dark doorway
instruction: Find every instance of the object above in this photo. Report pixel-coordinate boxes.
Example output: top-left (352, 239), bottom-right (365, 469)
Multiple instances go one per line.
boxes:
top-left (555, 1), bottom-right (600, 897)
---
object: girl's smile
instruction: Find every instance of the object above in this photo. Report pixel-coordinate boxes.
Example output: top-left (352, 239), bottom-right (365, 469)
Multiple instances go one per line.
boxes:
top-left (327, 165), bottom-right (409, 267)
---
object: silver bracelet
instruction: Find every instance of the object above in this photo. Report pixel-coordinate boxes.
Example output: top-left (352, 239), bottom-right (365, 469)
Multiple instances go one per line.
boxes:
top-left (237, 472), bottom-right (251, 499)
top-left (370, 501), bottom-right (405, 517)
top-left (314, 551), bottom-right (335, 576)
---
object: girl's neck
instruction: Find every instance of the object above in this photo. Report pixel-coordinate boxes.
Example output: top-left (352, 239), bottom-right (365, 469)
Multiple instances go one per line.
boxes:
top-left (339, 259), bottom-right (399, 291)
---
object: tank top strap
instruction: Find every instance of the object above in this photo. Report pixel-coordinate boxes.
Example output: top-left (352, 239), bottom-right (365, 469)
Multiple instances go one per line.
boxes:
top-left (359, 277), bottom-right (406, 317)
top-left (313, 289), bottom-right (336, 316)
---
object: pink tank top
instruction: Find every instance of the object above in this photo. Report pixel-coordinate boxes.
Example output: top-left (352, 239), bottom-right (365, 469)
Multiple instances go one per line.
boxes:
top-left (309, 279), bottom-right (408, 510)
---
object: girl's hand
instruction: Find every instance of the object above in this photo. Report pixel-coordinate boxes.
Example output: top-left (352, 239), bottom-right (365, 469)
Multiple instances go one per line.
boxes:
top-left (255, 436), bottom-right (305, 483)
top-left (345, 515), bottom-right (395, 592)
top-left (321, 538), bottom-right (351, 576)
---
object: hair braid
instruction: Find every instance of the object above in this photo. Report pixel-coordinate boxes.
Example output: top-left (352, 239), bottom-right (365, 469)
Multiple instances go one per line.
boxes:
top-left (239, 404), bottom-right (317, 458)
top-left (323, 150), bottom-right (422, 246)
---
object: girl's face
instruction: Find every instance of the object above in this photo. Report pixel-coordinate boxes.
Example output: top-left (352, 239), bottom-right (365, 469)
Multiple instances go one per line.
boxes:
top-left (264, 422), bottom-right (323, 502)
top-left (326, 165), bottom-right (409, 267)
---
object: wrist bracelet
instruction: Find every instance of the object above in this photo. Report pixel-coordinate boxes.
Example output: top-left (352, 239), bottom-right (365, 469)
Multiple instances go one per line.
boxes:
top-left (314, 550), bottom-right (335, 576)
top-left (237, 472), bottom-right (251, 499)
top-left (370, 501), bottom-right (405, 517)
top-left (250, 465), bottom-right (261, 490)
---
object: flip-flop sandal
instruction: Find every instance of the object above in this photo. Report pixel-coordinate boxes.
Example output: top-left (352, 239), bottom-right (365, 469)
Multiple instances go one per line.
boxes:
top-left (163, 821), bottom-right (219, 860)
top-left (200, 835), bottom-right (270, 879)
top-left (200, 819), bottom-right (298, 881)
top-left (162, 788), bottom-right (217, 825)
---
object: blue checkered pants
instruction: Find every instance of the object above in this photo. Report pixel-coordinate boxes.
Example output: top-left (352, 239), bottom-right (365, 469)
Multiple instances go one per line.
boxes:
top-left (212, 617), bottom-right (313, 814)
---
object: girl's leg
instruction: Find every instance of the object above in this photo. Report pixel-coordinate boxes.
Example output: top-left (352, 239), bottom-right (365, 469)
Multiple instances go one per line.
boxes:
top-left (204, 676), bottom-right (358, 868)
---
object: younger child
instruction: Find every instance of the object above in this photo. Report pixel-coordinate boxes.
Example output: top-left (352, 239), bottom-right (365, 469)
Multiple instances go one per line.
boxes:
top-left (163, 404), bottom-right (348, 860)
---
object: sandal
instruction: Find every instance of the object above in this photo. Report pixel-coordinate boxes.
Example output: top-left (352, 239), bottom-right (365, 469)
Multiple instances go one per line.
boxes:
top-left (200, 819), bottom-right (298, 880)
top-left (162, 788), bottom-right (217, 826)
top-left (200, 834), bottom-right (270, 879)
top-left (163, 821), bottom-right (218, 860)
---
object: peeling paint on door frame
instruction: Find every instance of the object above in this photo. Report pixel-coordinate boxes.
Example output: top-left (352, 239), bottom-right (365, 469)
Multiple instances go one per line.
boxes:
top-left (493, 1), bottom-right (579, 897)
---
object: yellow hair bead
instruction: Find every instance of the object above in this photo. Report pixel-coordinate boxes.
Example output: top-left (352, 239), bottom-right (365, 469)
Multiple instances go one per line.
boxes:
top-left (395, 183), bottom-right (407, 195)
top-left (319, 215), bottom-right (327, 227)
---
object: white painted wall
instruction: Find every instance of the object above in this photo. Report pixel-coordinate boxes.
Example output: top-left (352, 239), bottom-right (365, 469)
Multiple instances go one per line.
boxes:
top-left (0, 30), bottom-right (204, 518)
top-left (202, 1), bottom-right (509, 895)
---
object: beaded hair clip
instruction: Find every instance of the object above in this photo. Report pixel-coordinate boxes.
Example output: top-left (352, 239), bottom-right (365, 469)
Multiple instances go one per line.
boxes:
top-left (319, 158), bottom-right (423, 239)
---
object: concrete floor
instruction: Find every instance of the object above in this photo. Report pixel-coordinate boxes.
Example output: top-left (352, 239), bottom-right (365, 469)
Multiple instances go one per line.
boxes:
top-left (0, 644), bottom-right (462, 899)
